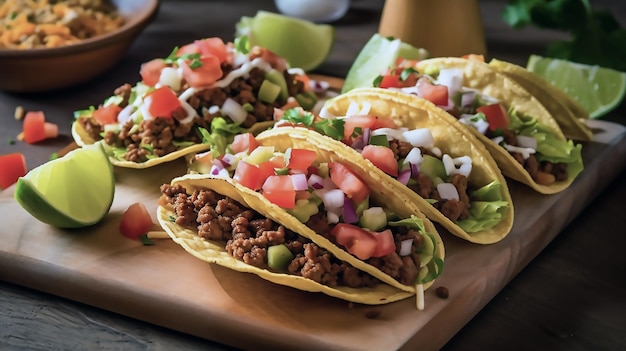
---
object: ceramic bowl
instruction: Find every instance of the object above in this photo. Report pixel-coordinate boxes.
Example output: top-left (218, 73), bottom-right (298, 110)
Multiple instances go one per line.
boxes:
top-left (0, 0), bottom-right (159, 93)
top-left (274, 0), bottom-right (350, 23)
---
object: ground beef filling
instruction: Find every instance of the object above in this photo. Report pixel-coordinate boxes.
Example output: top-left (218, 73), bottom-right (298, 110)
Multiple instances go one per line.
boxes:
top-left (160, 184), bottom-right (383, 289)
top-left (487, 129), bottom-right (568, 185)
top-left (388, 139), bottom-right (471, 222)
top-left (79, 64), bottom-right (307, 162)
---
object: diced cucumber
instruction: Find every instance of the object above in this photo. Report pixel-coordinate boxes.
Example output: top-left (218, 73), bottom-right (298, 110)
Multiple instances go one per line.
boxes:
top-left (359, 206), bottom-right (387, 231)
top-left (354, 197), bottom-right (369, 217)
top-left (245, 145), bottom-right (275, 165)
top-left (317, 162), bottom-right (329, 178)
top-left (287, 198), bottom-right (320, 223)
top-left (267, 244), bottom-right (294, 271)
top-left (265, 69), bottom-right (289, 101)
top-left (420, 154), bottom-right (447, 182)
top-left (258, 79), bottom-right (281, 103)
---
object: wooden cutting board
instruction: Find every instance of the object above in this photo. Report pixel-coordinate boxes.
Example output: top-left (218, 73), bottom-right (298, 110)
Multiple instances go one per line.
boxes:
top-left (1, 120), bottom-right (625, 351)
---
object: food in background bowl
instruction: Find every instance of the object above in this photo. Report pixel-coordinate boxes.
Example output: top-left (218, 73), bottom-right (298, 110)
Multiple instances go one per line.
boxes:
top-left (0, 0), bottom-right (158, 92)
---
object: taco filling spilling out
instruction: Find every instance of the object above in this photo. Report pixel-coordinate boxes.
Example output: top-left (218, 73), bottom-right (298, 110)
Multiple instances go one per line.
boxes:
top-left (73, 36), bottom-right (319, 164)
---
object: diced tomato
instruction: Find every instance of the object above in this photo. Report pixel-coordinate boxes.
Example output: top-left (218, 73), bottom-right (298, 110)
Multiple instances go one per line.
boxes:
top-left (294, 73), bottom-right (311, 91)
top-left (462, 54), bottom-right (485, 62)
top-left (230, 133), bottom-right (259, 154)
top-left (22, 111), bottom-right (58, 144)
top-left (417, 81), bottom-right (449, 106)
top-left (194, 37), bottom-right (228, 62)
top-left (331, 223), bottom-right (378, 260)
top-left (140, 58), bottom-right (166, 86)
top-left (259, 48), bottom-right (288, 72)
top-left (92, 104), bottom-right (121, 125)
top-left (477, 103), bottom-right (509, 131)
top-left (119, 202), bottom-right (154, 240)
top-left (329, 162), bottom-right (369, 203)
top-left (234, 160), bottom-right (275, 191)
top-left (0, 153), bottom-right (27, 190)
top-left (262, 175), bottom-right (296, 208)
top-left (144, 86), bottom-right (181, 119)
top-left (378, 74), bottom-right (402, 89)
top-left (370, 229), bottom-right (396, 257)
top-left (286, 148), bottom-right (317, 173)
top-left (343, 115), bottom-right (397, 141)
top-left (361, 145), bottom-right (398, 177)
top-left (181, 55), bottom-right (223, 88)
top-left (269, 155), bottom-right (286, 169)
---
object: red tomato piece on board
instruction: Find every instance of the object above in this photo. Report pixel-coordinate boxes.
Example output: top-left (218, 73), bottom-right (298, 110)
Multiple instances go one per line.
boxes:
top-left (477, 103), bottom-right (509, 131)
top-left (331, 223), bottom-right (378, 260)
top-left (262, 175), bottom-right (296, 208)
top-left (0, 153), bottom-right (27, 190)
top-left (119, 203), bottom-right (154, 240)
top-left (361, 145), bottom-right (398, 177)
top-left (144, 86), bottom-right (181, 119)
top-left (140, 58), bottom-right (166, 86)
top-left (329, 162), bottom-right (369, 203)
top-left (92, 105), bottom-right (121, 125)
top-left (22, 111), bottom-right (58, 144)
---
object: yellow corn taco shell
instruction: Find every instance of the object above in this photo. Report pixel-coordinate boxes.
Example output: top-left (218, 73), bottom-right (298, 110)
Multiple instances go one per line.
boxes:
top-left (321, 88), bottom-right (514, 244)
top-left (413, 57), bottom-right (584, 194)
top-left (488, 58), bottom-right (592, 141)
top-left (71, 120), bottom-right (274, 169)
top-left (157, 176), bottom-right (415, 305)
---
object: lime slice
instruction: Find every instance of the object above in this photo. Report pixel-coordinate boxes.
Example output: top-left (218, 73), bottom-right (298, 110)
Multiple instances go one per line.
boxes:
top-left (342, 34), bottom-right (429, 93)
top-left (236, 11), bottom-right (334, 72)
top-left (527, 55), bottom-right (626, 119)
top-left (14, 143), bottom-right (115, 228)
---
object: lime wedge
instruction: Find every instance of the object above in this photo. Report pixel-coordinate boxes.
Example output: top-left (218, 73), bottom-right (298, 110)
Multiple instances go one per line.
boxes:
top-left (527, 55), bottom-right (626, 119)
top-left (236, 11), bottom-right (334, 72)
top-left (14, 143), bottom-right (115, 228)
top-left (342, 34), bottom-right (429, 93)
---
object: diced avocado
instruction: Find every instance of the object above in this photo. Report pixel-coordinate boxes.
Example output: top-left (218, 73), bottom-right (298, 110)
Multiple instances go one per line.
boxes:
top-left (245, 145), bottom-right (275, 165)
top-left (258, 79), bottom-right (281, 103)
top-left (420, 154), bottom-right (447, 182)
top-left (354, 197), bottom-right (369, 217)
top-left (265, 69), bottom-right (289, 101)
top-left (267, 244), bottom-right (294, 271)
top-left (359, 206), bottom-right (387, 231)
top-left (295, 91), bottom-right (318, 110)
top-left (418, 233), bottom-right (435, 268)
top-left (287, 198), bottom-right (320, 223)
top-left (368, 134), bottom-right (389, 147)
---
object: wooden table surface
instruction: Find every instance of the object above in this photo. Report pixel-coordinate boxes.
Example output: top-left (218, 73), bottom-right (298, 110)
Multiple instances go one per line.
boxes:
top-left (1, 1), bottom-right (625, 350)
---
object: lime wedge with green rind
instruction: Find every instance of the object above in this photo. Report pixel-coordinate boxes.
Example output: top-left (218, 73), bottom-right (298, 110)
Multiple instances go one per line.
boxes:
top-left (14, 142), bottom-right (115, 228)
top-left (342, 34), bottom-right (429, 93)
top-left (236, 11), bottom-right (335, 72)
top-left (526, 55), bottom-right (626, 119)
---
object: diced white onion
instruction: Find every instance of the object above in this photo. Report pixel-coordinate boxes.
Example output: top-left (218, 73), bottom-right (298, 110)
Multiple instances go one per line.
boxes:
top-left (326, 210), bottom-right (340, 224)
top-left (505, 144), bottom-right (536, 159)
top-left (209, 165), bottom-right (230, 179)
top-left (117, 104), bottom-right (135, 125)
top-left (459, 113), bottom-right (489, 135)
top-left (437, 182), bottom-right (459, 201)
top-left (516, 135), bottom-right (538, 150)
top-left (443, 155), bottom-right (473, 177)
top-left (460, 90), bottom-right (476, 107)
top-left (291, 173), bottom-right (309, 191)
top-left (371, 127), bottom-right (407, 141)
top-left (403, 147), bottom-right (423, 165)
top-left (403, 128), bottom-right (434, 148)
top-left (317, 189), bottom-right (344, 209)
top-left (308, 174), bottom-right (324, 189)
top-left (430, 147), bottom-right (442, 158)
top-left (208, 105), bottom-right (220, 114)
top-left (157, 67), bottom-right (182, 91)
top-left (221, 98), bottom-right (248, 125)
top-left (491, 136), bottom-right (504, 145)
top-left (399, 239), bottom-right (414, 256)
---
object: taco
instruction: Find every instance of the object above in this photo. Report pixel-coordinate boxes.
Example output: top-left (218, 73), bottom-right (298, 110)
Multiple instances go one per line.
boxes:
top-left (71, 36), bottom-right (319, 168)
top-left (361, 56), bottom-right (584, 194)
top-left (488, 58), bottom-right (592, 141)
top-left (167, 131), bottom-right (445, 307)
top-left (276, 89), bottom-right (513, 244)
